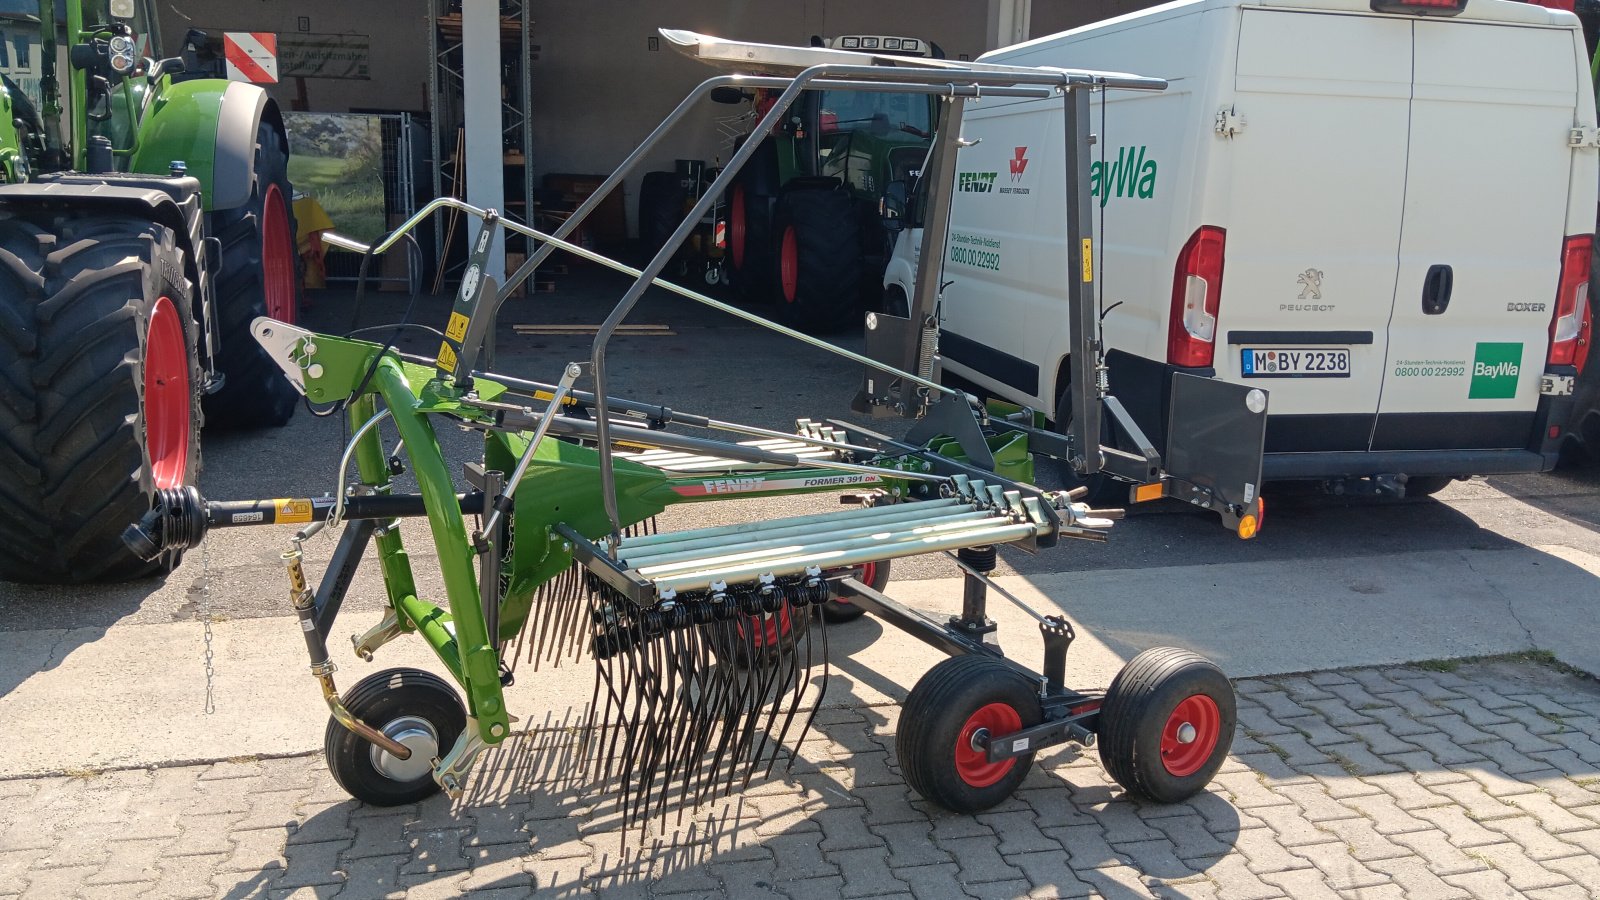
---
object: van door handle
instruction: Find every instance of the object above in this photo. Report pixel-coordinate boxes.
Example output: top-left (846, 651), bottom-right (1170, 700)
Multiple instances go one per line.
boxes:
top-left (1421, 264), bottom-right (1453, 315)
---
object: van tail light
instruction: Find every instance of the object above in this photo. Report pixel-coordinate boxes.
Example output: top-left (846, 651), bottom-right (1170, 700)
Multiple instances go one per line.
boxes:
top-left (1548, 234), bottom-right (1592, 372)
top-left (1167, 226), bottom-right (1226, 368)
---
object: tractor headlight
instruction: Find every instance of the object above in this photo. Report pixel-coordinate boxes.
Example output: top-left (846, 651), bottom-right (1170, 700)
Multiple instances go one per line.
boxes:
top-left (109, 36), bottom-right (137, 75)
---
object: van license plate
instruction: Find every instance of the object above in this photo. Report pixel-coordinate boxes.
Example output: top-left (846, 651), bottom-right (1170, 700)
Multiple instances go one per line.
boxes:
top-left (1240, 348), bottom-right (1350, 378)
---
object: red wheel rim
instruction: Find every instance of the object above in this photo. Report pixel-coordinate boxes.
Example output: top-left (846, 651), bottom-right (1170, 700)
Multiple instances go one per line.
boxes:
top-left (779, 226), bottom-right (799, 303)
top-left (143, 296), bottom-right (191, 490)
top-left (262, 183), bottom-right (297, 323)
top-left (954, 702), bottom-right (1022, 788)
top-left (1160, 694), bottom-right (1222, 777)
top-left (730, 184), bottom-right (747, 270)
top-left (832, 560), bottom-right (877, 608)
top-left (738, 601), bottom-right (794, 649)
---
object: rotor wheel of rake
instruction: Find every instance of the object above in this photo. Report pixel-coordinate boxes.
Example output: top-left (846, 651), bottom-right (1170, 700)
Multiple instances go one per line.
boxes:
top-left (819, 558), bottom-right (891, 624)
top-left (1096, 647), bottom-right (1236, 804)
top-left (324, 669), bottom-right (467, 806)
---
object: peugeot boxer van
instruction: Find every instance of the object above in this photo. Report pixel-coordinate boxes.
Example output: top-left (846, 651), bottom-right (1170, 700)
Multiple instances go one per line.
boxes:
top-left (887, 0), bottom-right (1598, 495)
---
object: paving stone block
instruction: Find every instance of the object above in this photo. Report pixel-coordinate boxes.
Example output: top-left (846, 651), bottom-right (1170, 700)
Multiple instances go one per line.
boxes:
top-left (1436, 697), bottom-right (1512, 728)
top-left (84, 837), bottom-right (169, 886)
top-left (937, 834), bottom-right (1022, 884)
top-left (1313, 817), bottom-right (1409, 862)
top-left (1336, 793), bottom-right (1431, 836)
top-left (1229, 825), bottom-right (1312, 875)
top-left (1255, 731), bottom-right (1329, 768)
top-left (1228, 752), bottom-right (1314, 786)
top-left (1300, 766), bottom-right (1381, 801)
top-left (1246, 690), bottom-right (1308, 721)
top-left (1039, 824), bottom-right (1125, 869)
top-left (814, 806), bottom-right (885, 852)
top-left (1016, 788), bottom-right (1096, 829)
top-left (1546, 728), bottom-right (1600, 765)
top-left (1004, 849), bottom-right (1095, 897)
top-left (275, 839), bottom-right (349, 889)
top-left (1113, 839), bottom-right (1200, 880)
top-left (1273, 783), bottom-right (1360, 824)
top-left (1427, 783), bottom-right (1517, 824)
top-left (1362, 772), bottom-right (1451, 811)
top-left (1236, 703), bottom-right (1297, 739)
top-left (1498, 791), bottom-right (1591, 833)
top-left (1362, 707), bottom-right (1442, 738)
top-left (1408, 805), bottom-right (1505, 848)
top-left (775, 874), bottom-right (847, 900)
top-left (1293, 841), bottom-right (1388, 891)
top-left (1248, 805), bottom-right (1332, 847)
top-left (1346, 670), bottom-right (1409, 696)
top-left (1304, 697), bottom-right (1376, 730)
top-left (764, 831), bottom-right (837, 881)
top-left (332, 854), bottom-right (408, 900)
top-left (1197, 854), bottom-right (1280, 900)
top-left (1342, 725), bottom-right (1421, 758)
top-left (829, 847), bottom-right (901, 898)
top-left (1256, 867), bottom-right (1345, 900)
top-left (1365, 856), bottom-right (1471, 900)
top-left (888, 862), bottom-right (964, 900)
top-left (1439, 867), bottom-right (1515, 898)
top-left (1523, 770), bottom-right (1600, 808)
top-left (1467, 841), bottom-right (1572, 892)
top-left (1524, 886), bottom-right (1593, 900)
top-left (1389, 830), bottom-right (1484, 876)
top-left (975, 810), bottom-right (1058, 856)
top-left (523, 853), bottom-right (586, 894)
top-left (854, 784), bottom-right (926, 826)
top-left (711, 858), bottom-right (785, 899)
top-left (1541, 855), bottom-right (1600, 894)
top-left (872, 821), bottom-right (951, 869)
top-left (965, 878), bottom-right (1035, 900)
top-left (219, 827), bottom-right (291, 874)
top-left (1077, 863), bottom-right (1159, 899)
top-left (398, 828), bottom-right (469, 876)
top-left (1145, 813), bottom-right (1231, 861)
top-left (1415, 714), bottom-right (1495, 746)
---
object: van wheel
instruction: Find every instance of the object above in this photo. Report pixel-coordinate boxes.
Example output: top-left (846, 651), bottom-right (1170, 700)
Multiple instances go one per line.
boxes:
top-left (1054, 385), bottom-right (1126, 506)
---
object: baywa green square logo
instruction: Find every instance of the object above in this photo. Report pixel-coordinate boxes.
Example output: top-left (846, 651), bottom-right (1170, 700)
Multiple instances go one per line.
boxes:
top-left (1469, 342), bottom-right (1522, 399)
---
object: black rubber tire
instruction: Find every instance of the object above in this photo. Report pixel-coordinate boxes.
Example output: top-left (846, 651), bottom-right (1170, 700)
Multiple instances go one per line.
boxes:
top-left (1097, 647), bottom-right (1236, 804)
top-left (897, 655), bottom-right (1042, 814)
top-left (638, 170), bottom-right (686, 258)
top-left (1403, 476), bottom-right (1454, 498)
top-left (1054, 382), bottom-right (1128, 506)
top-left (821, 558), bottom-right (891, 624)
top-left (324, 668), bottom-right (467, 807)
top-left (882, 285), bottom-right (911, 318)
top-left (202, 119), bottom-right (301, 430)
top-left (729, 138), bottom-right (780, 303)
top-left (772, 187), bottom-right (864, 334)
top-left (0, 210), bottom-right (202, 583)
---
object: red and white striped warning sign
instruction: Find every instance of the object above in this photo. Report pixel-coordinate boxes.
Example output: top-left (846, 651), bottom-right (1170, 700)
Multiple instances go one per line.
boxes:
top-left (224, 32), bottom-right (278, 84)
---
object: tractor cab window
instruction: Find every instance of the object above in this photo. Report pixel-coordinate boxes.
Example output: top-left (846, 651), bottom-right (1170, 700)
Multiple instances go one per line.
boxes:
top-left (816, 90), bottom-right (932, 150)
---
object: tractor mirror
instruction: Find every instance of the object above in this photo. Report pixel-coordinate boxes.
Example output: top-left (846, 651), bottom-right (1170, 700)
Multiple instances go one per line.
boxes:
top-left (709, 87), bottom-right (748, 105)
top-left (880, 181), bottom-right (908, 232)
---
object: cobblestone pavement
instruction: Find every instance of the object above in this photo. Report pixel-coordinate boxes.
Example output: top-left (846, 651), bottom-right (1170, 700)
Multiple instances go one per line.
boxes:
top-left (4, 658), bottom-right (1600, 900)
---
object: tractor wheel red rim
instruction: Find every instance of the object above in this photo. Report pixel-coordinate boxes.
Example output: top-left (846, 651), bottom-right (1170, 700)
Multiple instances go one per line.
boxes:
top-left (1160, 694), bottom-right (1222, 777)
top-left (954, 702), bottom-right (1022, 788)
top-left (832, 560), bottom-right (877, 608)
top-left (779, 226), bottom-right (799, 303)
top-left (143, 296), bottom-right (190, 491)
top-left (739, 601), bottom-right (794, 649)
top-left (262, 183), bottom-right (296, 323)
top-left (730, 184), bottom-right (747, 270)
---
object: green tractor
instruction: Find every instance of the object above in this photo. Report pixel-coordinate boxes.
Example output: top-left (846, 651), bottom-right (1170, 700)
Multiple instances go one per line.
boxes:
top-left (721, 34), bottom-right (939, 333)
top-left (0, 0), bottom-right (299, 583)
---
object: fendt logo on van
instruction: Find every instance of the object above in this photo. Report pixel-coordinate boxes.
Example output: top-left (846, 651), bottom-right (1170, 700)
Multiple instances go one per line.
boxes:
top-left (958, 171), bottom-right (997, 192)
top-left (1468, 342), bottom-right (1522, 400)
top-left (1089, 145), bottom-right (1158, 207)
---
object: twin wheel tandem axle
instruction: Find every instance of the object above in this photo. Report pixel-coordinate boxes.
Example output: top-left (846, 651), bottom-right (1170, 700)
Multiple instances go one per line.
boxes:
top-left (130, 404), bottom-right (1237, 819)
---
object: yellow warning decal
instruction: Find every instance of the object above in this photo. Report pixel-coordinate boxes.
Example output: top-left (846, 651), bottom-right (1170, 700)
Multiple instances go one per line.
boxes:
top-left (276, 499), bottom-right (314, 524)
top-left (1081, 239), bottom-right (1094, 283)
top-left (445, 311), bottom-right (470, 342)
top-left (437, 341), bottom-right (458, 373)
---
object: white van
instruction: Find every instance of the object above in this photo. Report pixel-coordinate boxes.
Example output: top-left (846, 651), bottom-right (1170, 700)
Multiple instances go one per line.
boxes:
top-left (886, 0), bottom-right (1598, 495)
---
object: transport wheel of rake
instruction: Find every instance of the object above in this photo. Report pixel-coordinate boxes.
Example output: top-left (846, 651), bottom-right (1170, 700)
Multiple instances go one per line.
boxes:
top-left (898, 655), bottom-right (1042, 813)
top-left (203, 118), bottom-right (302, 429)
top-left (772, 187), bottom-right (863, 333)
top-left (1053, 382), bottom-right (1126, 507)
top-left (0, 211), bottom-right (202, 583)
top-left (820, 559), bottom-right (891, 624)
top-left (1097, 647), bottom-right (1236, 804)
top-left (717, 599), bottom-right (798, 668)
top-left (324, 668), bottom-right (467, 807)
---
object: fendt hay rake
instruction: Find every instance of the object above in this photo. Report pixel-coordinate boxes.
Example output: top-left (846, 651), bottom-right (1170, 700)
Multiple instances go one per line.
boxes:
top-left (123, 32), bottom-right (1270, 822)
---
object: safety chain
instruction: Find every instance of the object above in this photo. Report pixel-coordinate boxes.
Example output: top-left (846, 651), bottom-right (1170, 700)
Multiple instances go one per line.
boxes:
top-left (200, 523), bottom-right (216, 714)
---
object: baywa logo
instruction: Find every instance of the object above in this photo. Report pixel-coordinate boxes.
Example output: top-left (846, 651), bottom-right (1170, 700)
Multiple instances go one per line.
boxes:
top-left (1090, 145), bottom-right (1158, 207)
top-left (959, 171), bottom-right (997, 192)
top-left (1468, 342), bottom-right (1522, 400)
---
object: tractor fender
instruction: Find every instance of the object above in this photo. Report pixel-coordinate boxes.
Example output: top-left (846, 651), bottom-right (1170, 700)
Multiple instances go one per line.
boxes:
top-left (130, 79), bottom-right (286, 212)
top-left (0, 176), bottom-right (205, 288)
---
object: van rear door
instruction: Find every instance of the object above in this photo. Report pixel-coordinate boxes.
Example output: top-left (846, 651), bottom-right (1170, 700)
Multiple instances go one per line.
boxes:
top-left (1223, 9), bottom-right (1412, 452)
top-left (1373, 19), bottom-right (1578, 450)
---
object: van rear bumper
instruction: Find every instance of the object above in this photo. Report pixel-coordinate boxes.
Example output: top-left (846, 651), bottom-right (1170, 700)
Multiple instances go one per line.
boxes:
top-left (1261, 449), bottom-right (1551, 480)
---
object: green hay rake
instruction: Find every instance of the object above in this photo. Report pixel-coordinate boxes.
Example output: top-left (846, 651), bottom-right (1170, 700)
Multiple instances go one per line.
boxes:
top-left (123, 31), bottom-right (1267, 821)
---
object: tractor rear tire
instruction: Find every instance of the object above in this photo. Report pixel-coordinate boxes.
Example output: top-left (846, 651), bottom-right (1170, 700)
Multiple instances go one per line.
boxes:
top-left (772, 188), bottom-right (863, 334)
top-left (729, 137), bottom-right (780, 303)
top-left (203, 119), bottom-right (301, 430)
top-left (0, 210), bottom-right (202, 583)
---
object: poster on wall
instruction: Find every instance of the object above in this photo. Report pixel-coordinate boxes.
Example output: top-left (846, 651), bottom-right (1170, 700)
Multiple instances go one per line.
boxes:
top-left (283, 112), bottom-right (386, 242)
